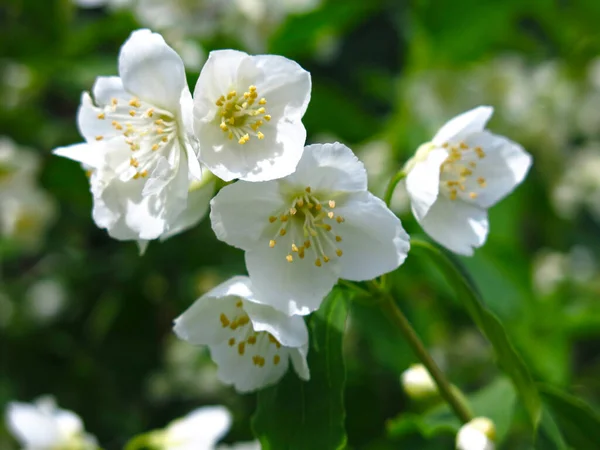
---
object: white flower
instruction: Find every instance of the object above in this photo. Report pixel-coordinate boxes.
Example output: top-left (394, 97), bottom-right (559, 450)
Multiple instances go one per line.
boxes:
top-left (456, 417), bottom-right (496, 450)
top-left (401, 364), bottom-right (438, 399)
top-left (157, 405), bottom-right (231, 450)
top-left (53, 29), bottom-right (202, 244)
top-left (210, 142), bottom-right (410, 315)
top-left (405, 106), bottom-right (532, 256)
top-left (5, 396), bottom-right (97, 450)
top-left (174, 276), bottom-right (309, 393)
top-left (192, 49), bottom-right (311, 182)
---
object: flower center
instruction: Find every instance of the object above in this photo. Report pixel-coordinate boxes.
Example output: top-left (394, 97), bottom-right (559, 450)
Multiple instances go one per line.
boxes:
top-left (215, 85), bottom-right (271, 145)
top-left (268, 186), bottom-right (345, 267)
top-left (219, 299), bottom-right (282, 368)
top-left (439, 141), bottom-right (487, 201)
top-left (95, 96), bottom-right (177, 179)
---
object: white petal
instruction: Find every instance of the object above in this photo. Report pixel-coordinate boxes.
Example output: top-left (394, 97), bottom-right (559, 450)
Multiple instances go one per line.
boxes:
top-left (462, 131), bottom-right (532, 209)
top-left (160, 178), bottom-right (215, 241)
top-left (118, 29), bottom-right (187, 111)
top-left (77, 92), bottom-right (120, 142)
top-left (406, 147), bottom-right (448, 221)
top-left (92, 76), bottom-right (128, 106)
top-left (195, 118), bottom-right (304, 182)
top-left (244, 301), bottom-right (308, 348)
top-left (335, 192), bottom-right (410, 281)
top-left (238, 119), bottom-right (306, 182)
top-left (432, 106), bottom-right (494, 146)
top-left (284, 142), bottom-right (368, 193)
top-left (193, 50), bottom-right (249, 121)
top-left (174, 276), bottom-right (254, 346)
top-left (245, 239), bottom-right (339, 315)
top-left (54, 410), bottom-right (84, 440)
top-left (246, 53), bottom-right (311, 121)
top-left (166, 406), bottom-right (232, 447)
top-left (210, 337), bottom-right (290, 393)
top-left (53, 142), bottom-right (106, 169)
top-left (210, 181), bottom-right (284, 249)
top-left (289, 345), bottom-right (310, 381)
top-left (5, 402), bottom-right (62, 447)
top-left (420, 197), bottom-right (489, 256)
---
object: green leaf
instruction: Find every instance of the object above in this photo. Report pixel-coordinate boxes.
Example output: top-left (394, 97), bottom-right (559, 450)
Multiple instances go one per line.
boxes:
top-left (536, 408), bottom-right (569, 450)
top-left (540, 384), bottom-right (600, 450)
top-left (387, 376), bottom-right (516, 442)
top-left (252, 290), bottom-right (349, 450)
top-left (411, 239), bottom-right (542, 429)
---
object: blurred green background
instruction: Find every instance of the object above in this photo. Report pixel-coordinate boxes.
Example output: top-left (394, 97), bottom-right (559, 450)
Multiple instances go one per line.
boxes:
top-left (2, 0), bottom-right (600, 448)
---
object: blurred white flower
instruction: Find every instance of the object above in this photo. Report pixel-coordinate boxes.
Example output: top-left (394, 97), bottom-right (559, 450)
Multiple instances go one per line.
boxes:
top-left (53, 29), bottom-right (203, 245)
top-left (456, 417), bottom-right (496, 450)
top-left (156, 405), bottom-right (231, 450)
top-left (0, 60), bottom-right (33, 110)
top-left (0, 137), bottom-right (56, 251)
top-left (210, 142), bottom-right (410, 315)
top-left (72, 0), bottom-right (132, 9)
top-left (552, 143), bottom-right (600, 222)
top-left (25, 278), bottom-right (67, 323)
top-left (174, 276), bottom-right (309, 393)
top-left (217, 441), bottom-right (261, 450)
top-left (5, 396), bottom-right (97, 450)
top-left (192, 49), bottom-right (311, 182)
top-left (405, 106), bottom-right (532, 256)
top-left (532, 246), bottom-right (597, 296)
top-left (401, 364), bottom-right (438, 400)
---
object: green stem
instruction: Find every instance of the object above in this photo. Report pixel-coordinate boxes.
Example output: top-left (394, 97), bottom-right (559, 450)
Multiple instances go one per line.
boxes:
top-left (383, 169), bottom-right (407, 207)
top-left (379, 293), bottom-right (473, 424)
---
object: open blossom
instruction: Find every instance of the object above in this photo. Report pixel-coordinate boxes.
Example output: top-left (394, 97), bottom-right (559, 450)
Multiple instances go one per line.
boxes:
top-left (456, 417), bottom-right (496, 450)
top-left (192, 49), bottom-right (310, 182)
top-left (210, 142), bottom-right (410, 315)
top-left (405, 106), bottom-right (532, 256)
top-left (53, 29), bottom-right (202, 244)
top-left (174, 276), bottom-right (309, 392)
top-left (5, 396), bottom-right (97, 449)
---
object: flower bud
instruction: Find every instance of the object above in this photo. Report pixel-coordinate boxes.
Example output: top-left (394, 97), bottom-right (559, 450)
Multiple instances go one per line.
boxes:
top-left (456, 417), bottom-right (496, 450)
top-left (401, 364), bottom-right (438, 399)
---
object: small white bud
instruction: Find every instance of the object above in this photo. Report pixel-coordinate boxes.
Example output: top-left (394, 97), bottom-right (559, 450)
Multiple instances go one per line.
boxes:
top-left (401, 364), bottom-right (438, 399)
top-left (456, 417), bottom-right (496, 450)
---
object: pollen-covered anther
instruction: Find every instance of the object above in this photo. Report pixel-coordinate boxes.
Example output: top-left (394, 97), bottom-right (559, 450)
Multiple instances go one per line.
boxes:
top-left (129, 157), bottom-right (139, 168)
top-left (228, 338), bottom-right (235, 346)
top-left (475, 146), bottom-right (486, 158)
top-left (129, 98), bottom-right (141, 108)
top-left (252, 355), bottom-right (266, 367)
top-left (477, 176), bottom-right (487, 187)
top-left (215, 84), bottom-right (270, 143)
top-left (220, 313), bottom-right (230, 328)
top-left (286, 254), bottom-right (293, 262)
top-left (95, 136), bottom-right (103, 141)
top-left (273, 355), bottom-right (280, 365)
top-left (469, 192), bottom-right (478, 199)
top-left (247, 335), bottom-right (257, 345)
top-left (269, 239), bottom-right (276, 248)
top-left (238, 342), bottom-right (245, 355)
top-left (97, 113), bottom-right (105, 120)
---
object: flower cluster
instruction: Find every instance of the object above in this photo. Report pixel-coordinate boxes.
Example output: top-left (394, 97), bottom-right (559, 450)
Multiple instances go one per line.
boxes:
top-left (54, 29), bottom-right (531, 394)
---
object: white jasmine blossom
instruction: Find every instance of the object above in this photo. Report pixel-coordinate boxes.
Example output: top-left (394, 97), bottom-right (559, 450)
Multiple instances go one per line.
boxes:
top-left (456, 417), bottom-right (496, 450)
top-left (5, 396), bottom-right (97, 450)
top-left (401, 364), bottom-right (438, 399)
top-left (156, 405), bottom-right (231, 450)
top-left (405, 106), bottom-right (532, 256)
top-left (210, 142), bottom-right (410, 315)
top-left (192, 49), bottom-right (311, 182)
top-left (53, 29), bottom-right (202, 244)
top-left (174, 276), bottom-right (309, 392)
